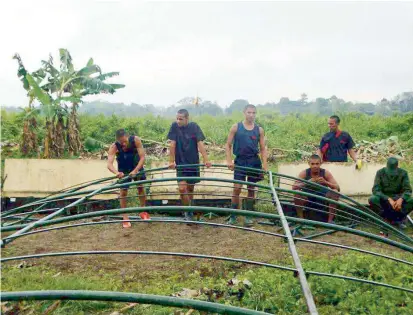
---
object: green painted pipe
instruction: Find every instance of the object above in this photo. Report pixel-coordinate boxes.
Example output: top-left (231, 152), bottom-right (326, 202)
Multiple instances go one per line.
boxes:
top-left (1, 164), bottom-right (386, 238)
top-left (1, 250), bottom-right (296, 273)
top-left (7, 219), bottom-right (412, 267)
top-left (276, 187), bottom-right (413, 244)
top-left (306, 271), bottom-right (413, 294)
top-left (1, 179), bottom-right (123, 247)
top-left (278, 200), bottom-right (380, 232)
top-left (2, 251), bottom-right (412, 294)
top-left (0, 290), bottom-right (267, 315)
top-left (302, 224), bottom-right (358, 240)
top-left (0, 175), bottom-right (271, 213)
top-left (8, 173), bottom-right (401, 242)
top-left (0, 176), bottom-right (117, 218)
top-left (2, 206), bottom-right (412, 253)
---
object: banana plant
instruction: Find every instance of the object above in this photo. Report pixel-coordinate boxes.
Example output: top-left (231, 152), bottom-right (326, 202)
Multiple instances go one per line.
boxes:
top-left (13, 54), bottom-right (40, 156)
top-left (40, 49), bottom-right (125, 156)
top-left (14, 49), bottom-right (125, 158)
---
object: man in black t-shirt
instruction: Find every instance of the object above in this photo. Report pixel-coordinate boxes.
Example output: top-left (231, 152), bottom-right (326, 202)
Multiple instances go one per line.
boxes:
top-left (167, 109), bottom-right (211, 221)
top-left (316, 115), bottom-right (358, 163)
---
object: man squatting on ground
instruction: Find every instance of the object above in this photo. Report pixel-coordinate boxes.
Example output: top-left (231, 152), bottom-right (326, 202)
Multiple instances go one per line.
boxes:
top-left (107, 129), bottom-right (150, 228)
top-left (369, 157), bottom-right (413, 228)
top-left (225, 104), bottom-right (268, 226)
top-left (293, 154), bottom-right (340, 223)
top-left (168, 109), bottom-right (211, 221)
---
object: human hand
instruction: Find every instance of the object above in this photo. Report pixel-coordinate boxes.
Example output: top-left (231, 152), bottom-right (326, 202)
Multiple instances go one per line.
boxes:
top-left (394, 198), bottom-right (403, 211)
top-left (388, 198), bottom-right (396, 209)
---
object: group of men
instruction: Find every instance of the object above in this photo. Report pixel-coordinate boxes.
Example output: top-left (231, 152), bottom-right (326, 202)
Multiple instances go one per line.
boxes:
top-left (107, 107), bottom-right (413, 229)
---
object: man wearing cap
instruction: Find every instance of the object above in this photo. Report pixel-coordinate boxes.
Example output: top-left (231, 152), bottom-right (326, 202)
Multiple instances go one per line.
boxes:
top-left (369, 157), bottom-right (413, 227)
top-left (316, 115), bottom-right (358, 164)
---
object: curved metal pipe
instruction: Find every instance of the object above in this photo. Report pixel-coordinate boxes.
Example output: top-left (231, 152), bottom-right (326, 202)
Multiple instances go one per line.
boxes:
top-left (0, 290), bottom-right (267, 315)
top-left (2, 206), bottom-right (412, 253)
top-left (8, 219), bottom-right (412, 266)
top-left (2, 251), bottom-right (412, 294)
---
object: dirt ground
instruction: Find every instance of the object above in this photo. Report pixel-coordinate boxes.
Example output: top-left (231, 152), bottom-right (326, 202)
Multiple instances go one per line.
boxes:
top-left (2, 216), bottom-right (412, 281)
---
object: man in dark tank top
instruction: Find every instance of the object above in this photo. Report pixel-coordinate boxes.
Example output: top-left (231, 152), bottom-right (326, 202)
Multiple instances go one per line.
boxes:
top-left (292, 154), bottom-right (340, 223)
top-left (225, 104), bottom-right (268, 226)
top-left (107, 129), bottom-right (150, 228)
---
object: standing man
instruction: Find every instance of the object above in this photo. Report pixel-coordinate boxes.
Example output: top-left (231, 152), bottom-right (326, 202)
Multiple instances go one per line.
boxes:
top-left (107, 129), bottom-right (150, 228)
top-left (369, 157), bottom-right (413, 228)
top-left (225, 104), bottom-right (268, 226)
top-left (317, 115), bottom-right (358, 163)
top-left (168, 109), bottom-right (211, 221)
top-left (293, 154), bottom-right (340, 223)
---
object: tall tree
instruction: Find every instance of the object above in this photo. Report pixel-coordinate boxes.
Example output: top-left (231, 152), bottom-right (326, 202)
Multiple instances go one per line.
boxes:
top-left (15, 49), bottom-right (125, 158)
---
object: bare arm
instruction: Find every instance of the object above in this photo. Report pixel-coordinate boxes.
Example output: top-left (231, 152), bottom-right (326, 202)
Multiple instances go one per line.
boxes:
top-left (324, 170), bottom-right (340, 191)
top-left (292, 170), bottom-right (307, 190)
top-left (225, 124), bottom-right (237, 166)
top-left (169, 140), bottom-right (176, 167)
top-left (259, 127), bottom-right (268, 171)
top-left (130, 137), bottom-right (145, 174)
top-left (348, 148), bottom-right (357, 163)
top-left (198, 141), bottom-right (210, 165)
top-left (107, 144), bottom-right (119, 175)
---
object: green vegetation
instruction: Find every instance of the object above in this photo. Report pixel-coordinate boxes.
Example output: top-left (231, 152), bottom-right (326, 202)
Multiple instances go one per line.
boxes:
top-left (2, 111), bottom-right (412, 149)
top-left (2, 253), bottom-right (412, 314)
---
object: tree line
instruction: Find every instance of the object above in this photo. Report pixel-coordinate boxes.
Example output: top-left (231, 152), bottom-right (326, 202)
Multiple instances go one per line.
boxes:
top-left (68, 92), bottom-right (413, 117)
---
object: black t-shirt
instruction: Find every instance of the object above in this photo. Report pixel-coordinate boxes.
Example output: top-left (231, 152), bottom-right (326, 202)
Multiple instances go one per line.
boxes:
top-left (167, 122), bottom-right (205, 165)
top-left (319, 130), bottom-right (355, 162)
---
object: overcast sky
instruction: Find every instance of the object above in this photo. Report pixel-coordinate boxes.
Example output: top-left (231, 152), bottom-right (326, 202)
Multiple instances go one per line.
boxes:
top-left (1, 1), bottom-right (413, 108)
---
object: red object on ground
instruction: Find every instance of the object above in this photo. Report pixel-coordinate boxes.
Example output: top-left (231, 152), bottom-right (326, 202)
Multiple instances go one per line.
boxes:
top-left (139, 212), bottom-right (150, 220)
top-left (122, 215), bottom-right (132, 228)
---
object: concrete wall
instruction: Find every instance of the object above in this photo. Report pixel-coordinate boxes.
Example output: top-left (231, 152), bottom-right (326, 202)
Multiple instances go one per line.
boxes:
top-left (2, 159), bottom-right (118, 199)
top-left (3, 159), bottom-right (382, 202)
top-left (2, 159), bottom-right (246, 200)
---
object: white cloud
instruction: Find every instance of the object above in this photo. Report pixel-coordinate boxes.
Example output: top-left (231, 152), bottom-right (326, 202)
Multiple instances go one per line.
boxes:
top-left (1, 1), bottom-right (412, 107)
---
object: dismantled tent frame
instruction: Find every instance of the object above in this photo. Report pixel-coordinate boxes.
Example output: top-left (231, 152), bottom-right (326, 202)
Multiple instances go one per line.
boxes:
top-left (1, 164), bottom-right (412, 315)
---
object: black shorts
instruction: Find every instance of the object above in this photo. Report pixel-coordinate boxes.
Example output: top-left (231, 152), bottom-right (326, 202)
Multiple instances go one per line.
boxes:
top-left (234, 156), bottom-right (262, 183)
top-left (120, 169), bottom-right (147, 189)
top-left (176, 166), bottom-right (200, 185)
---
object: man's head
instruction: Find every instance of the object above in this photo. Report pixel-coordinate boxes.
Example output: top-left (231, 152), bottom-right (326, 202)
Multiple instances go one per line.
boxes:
top-left (176, 109), bottom-right (189, 127)
top-left (116, 129), bottom-right (128, 146)
top-left (328, 115), bottom-right (340, 132)
top-left (385, 157), bottom-right (399, 176)
top-left (243, 104), bottom-right (256, 123)
top-left (308, 154), bottom-right (322, 173)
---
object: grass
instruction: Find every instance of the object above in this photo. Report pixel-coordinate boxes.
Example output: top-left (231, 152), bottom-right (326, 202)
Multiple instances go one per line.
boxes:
top-left (2, 252), bottom-right (413, 314)
top-left (1, 214), bottom-right (413, 314)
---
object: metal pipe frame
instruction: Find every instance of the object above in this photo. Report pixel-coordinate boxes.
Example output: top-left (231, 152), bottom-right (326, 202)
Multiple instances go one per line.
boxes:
top-left (268, 171), bottom-right (318, 314)
top-left (4, 219), bottom-right (411, 267)
top-left (2, 165), bottom-right (412, 314)
top-left (3, 173), bottom-right (407, 243)
top-left (2, 206), bottom-right (412, 252)
top-left (0, 290), bottom-right (268, 315)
